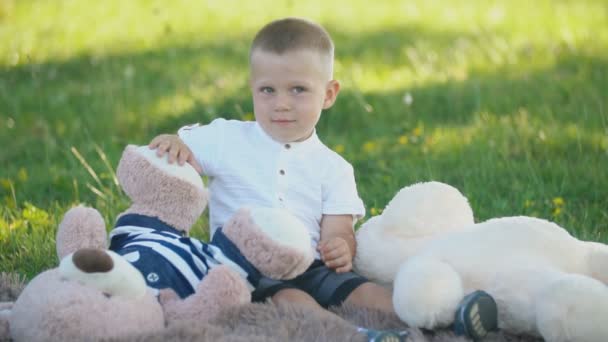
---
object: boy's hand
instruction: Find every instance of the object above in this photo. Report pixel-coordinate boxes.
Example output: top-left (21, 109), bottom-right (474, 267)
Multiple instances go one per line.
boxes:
top-left (318, 237), bottom-right (353, 273)
top-left (148, 134), bottom-right (203, 173)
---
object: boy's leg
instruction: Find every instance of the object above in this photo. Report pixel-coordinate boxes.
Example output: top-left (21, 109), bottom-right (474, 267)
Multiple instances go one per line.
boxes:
top-left (344, 281), bottom-right (395, 314)
top-left (271, 287), bottom-right (326, 310)
top-left (271, 287), bottom-right (408, 342)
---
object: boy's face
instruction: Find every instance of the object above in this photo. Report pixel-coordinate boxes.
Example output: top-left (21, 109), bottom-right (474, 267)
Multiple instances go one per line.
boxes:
top-left (250, 48), bottom-right (339, 143)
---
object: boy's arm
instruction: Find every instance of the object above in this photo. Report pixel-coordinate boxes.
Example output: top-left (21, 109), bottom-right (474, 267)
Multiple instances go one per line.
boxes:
top-left (318, 214), bottom-right (356, 273)
top-left (148, 134), bottom-right (203, 173)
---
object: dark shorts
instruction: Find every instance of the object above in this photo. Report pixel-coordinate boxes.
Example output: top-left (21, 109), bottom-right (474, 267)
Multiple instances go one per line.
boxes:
top-left (251, 260), bottom-right (369, 308)
top-left (210, 227), bottom-right (369, 308)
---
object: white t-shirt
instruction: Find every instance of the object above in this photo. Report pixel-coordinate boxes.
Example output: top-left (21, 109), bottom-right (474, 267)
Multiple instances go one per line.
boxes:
top-left (178, 118), bottom-right (365, 253)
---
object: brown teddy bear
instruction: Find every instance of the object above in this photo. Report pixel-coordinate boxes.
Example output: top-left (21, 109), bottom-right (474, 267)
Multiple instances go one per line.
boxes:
top-left (3, 145), bottom-right (314, 341)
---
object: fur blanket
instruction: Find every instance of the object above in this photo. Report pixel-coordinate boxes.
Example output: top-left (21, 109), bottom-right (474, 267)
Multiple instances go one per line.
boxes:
top-left (0, 273), bottom-right (540, 341)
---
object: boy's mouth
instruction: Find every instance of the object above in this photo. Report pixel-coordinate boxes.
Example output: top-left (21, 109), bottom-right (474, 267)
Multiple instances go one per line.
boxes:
top-left (271, 119), bottom-right (296, 124)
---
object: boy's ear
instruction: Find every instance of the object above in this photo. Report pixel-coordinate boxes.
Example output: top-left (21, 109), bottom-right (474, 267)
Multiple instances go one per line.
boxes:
top-left (322, 80), bottom-right (341, 109)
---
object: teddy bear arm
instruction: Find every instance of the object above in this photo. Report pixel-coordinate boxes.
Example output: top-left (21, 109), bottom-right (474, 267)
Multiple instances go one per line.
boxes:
top-left (261, 243), bottom-right (312, 280)
top-left (242, 233), bottom-right (313, 279)
top-left (223, 208), bottom-right (314, 280)
top-left (162, 265), bottom-right (250, 325)
top-left (535, 273), bottom-right (608, 341)
top-left (393, 257), bottom-right (464, 329)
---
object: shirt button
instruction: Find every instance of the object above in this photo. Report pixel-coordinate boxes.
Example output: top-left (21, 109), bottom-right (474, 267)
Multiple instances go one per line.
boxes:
top-left (279, 169), bottom-right (285, 175)
top-left (285, 144), bottom-right (291, 149)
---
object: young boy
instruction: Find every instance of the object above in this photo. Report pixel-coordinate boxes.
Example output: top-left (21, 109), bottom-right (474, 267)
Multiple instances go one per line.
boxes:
top-left (150, 17), bottom-right (497, 341)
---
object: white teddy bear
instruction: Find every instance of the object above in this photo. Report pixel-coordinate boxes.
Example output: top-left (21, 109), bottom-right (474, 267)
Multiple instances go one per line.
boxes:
top-left (354, 181), bottom-right (608, 342)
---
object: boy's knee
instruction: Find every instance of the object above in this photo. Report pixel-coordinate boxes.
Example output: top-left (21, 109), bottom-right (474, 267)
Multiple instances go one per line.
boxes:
top-left (272, 288), bottom-right (321, 308)
top-left (273, 288), bottom-right (307, 302)
top-left (345, 282), bottom-right (394, 312)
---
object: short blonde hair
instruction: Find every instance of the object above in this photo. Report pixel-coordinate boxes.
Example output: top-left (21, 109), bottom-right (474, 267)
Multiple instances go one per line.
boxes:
top-left (250, 17), bottom-right (334, 60)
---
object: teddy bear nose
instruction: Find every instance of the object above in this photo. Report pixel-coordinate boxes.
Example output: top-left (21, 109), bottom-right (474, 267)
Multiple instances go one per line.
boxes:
top-left (73, 248), bottom-right (114, 273)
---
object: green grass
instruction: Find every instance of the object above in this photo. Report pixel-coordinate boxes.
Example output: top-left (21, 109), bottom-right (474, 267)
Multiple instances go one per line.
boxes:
top-left (1, 0), bottom-right (607, 278)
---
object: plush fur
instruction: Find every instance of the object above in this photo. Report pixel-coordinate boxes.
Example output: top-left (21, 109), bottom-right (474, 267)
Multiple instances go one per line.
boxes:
top-left (224, 207), bottom-right (314, 280)
top-left (3, 144), bottom-right (314, 341)
top-left (9, 269), bottom-right (166, 341)
top-left (56, 205), bottom-right (107, 259)
top-left (116, 145), bottom-right (208, 233)
top-left (354, 181), bottom-right (475, 287)
top-left (1, 275), bottom-right (548, 342)
top-left (355, 181), bottom-right (608, 341)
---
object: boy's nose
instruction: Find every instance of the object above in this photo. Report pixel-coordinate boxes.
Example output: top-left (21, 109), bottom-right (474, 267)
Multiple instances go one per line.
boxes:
top-left (274, 94), bottom-right (291, 111)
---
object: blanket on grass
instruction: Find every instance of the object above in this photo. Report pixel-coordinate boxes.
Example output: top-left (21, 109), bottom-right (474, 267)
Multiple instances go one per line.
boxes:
top-left (0, 273), bottom-right (540, 341)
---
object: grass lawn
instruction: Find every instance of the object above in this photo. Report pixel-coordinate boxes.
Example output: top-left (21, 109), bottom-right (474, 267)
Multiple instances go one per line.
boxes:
top-left (1, 0), bottom-right (607, 278)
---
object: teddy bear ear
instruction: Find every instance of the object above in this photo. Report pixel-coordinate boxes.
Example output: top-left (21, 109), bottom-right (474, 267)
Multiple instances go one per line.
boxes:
top-left (56, 206), bottom-right (107, 260)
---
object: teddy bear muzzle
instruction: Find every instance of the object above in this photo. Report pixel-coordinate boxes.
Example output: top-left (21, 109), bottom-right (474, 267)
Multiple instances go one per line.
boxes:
top-left (73, 248), bottom-right (114, 273)
top-left (59, 248), bottom-right (148, 299)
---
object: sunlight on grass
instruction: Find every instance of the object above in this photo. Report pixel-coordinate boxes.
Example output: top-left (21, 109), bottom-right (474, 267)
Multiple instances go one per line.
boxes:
top-left (423, 110), bottom-right (608, 157)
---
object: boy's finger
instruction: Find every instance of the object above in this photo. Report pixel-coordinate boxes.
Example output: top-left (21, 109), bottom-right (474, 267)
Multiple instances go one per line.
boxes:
top-left (168, 147), bottom-right (179, 163)
top-left (151, 135), bottom-right (172, 149)
top-left (335, 262), bottom-right (353, 273)
top-left (148, 136), bottom-right (162, 148)
top-left (321, 247), bottom-right (341, 262)
top-left (324, 242), bottom-right (348, 257)
top-left (177, 150), bottom-right (188, 165)
top-left (324, 248), bottom-right (349, 264)
top-left (188, 157), bottom-right (203, 174)
top-left (319, 239), bottom-right (339, 254)
top-left (325, 255), bottom-right (348, 269)
top-left (155, 141), bottom-right (170, 157)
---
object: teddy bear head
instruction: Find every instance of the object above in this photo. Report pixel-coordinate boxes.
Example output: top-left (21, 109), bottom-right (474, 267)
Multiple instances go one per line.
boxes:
top-left (354, 181), bottom-right (475, 285)
top-left (10, 232), bottom-right (166, 341)
top-left (117, 145), bottom-right (208, 233)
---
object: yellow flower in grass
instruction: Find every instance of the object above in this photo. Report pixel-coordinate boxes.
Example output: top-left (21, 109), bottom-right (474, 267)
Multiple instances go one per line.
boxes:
top-left (523, 199), bottom-right (534, 208)
top-left (18, 168), bottom-right (28, 182)
top-left (0, 178), bottom-right (12, 190)
top-left (552, 197), bottom-right (565, 207)
top-left (552, 207), bottom-right (562, 217)
top-left (334, 144), bottom-right (345, 154)
top-left (369, 207), bottom-right (384, 216)
top-left (551, 197), bottom-right (564, 218)
top-left (398, 135), bottom-right (409, 145)
top-left (363, 141), bottom-right (377, 153)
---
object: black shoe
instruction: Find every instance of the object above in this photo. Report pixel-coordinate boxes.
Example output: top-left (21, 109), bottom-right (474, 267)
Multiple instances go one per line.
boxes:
top-left (357, 327), bottom-right (409, 342)
top-left (453, 290), bottom-right (498, 341)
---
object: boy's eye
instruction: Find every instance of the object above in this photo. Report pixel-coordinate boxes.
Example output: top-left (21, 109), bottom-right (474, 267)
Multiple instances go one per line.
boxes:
top-left (260, 87), bottom-right (274, 94)
top-left (292, 86), bottom-right (306, 94)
